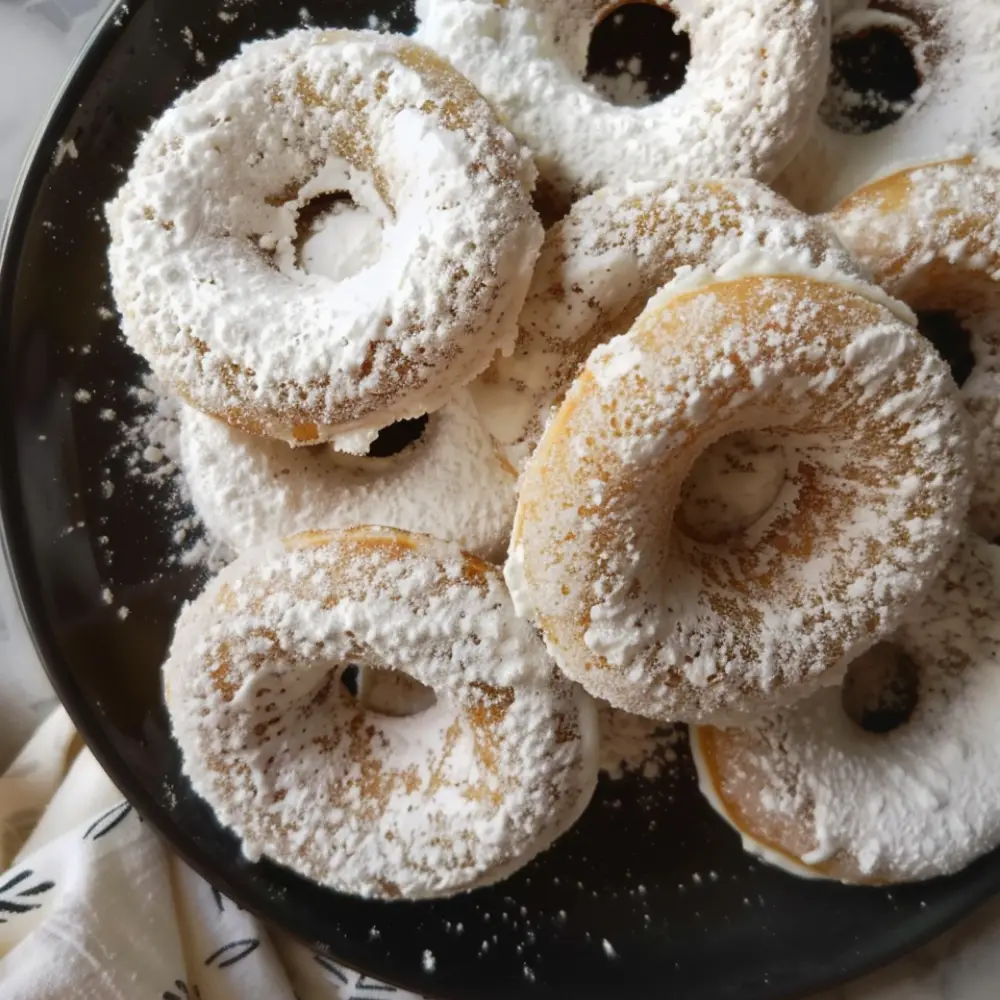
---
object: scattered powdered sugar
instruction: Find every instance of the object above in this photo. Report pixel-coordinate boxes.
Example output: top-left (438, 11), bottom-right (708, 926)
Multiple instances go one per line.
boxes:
top-left (508, 265), bottom-right (971, 723)
top-left (52, 138), bottom-right (78, 167)
top-left (415, 0), bottom-right (827, 200)
top-left (113, 375), bottom-right (230, 571)
top-left (106, 29), bottom-right (542, 445)
top-left (163, 529), bottom-right (599, 899)
top-left (597, 703), bottom-right (682, 780)
top-left (693, 535), bottom-right (1000, 882)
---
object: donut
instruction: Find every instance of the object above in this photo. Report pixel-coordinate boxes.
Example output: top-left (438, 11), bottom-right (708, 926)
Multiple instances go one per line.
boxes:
top-left (107, 29), bottom-right (543, 447)
top-left (163, 527), bottom-right (599, 899)
top-left (178, 391), bottom-right (516, 560)
top-left (691, 535), bottom-right (1000, 883)
top-left (470, 179), bottom-right (864, 458)
top-left (826, 153), bottom-right (1000, 540)
top-left (506, 268), bottom-right (972, 723)
top-left (779, 0), bottom-right (1000, 211)
top-left (415, 0), bottom-right (828, 205)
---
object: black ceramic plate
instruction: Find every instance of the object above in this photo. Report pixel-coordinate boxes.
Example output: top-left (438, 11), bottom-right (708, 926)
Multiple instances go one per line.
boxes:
top-left (1, 2), bottom-right (998, 998)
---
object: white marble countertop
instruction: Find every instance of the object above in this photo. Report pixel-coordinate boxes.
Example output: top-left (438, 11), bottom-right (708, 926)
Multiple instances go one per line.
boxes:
top-left (1, 1), bottom-right (998, 997)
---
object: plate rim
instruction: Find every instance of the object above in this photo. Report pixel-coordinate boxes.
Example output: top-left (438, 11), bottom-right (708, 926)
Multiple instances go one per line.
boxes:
top-left (1, 3), bottom-right (999, 998)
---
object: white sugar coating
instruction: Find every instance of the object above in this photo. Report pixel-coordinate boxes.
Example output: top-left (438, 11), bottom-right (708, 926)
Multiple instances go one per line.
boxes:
top-left (163, 527), bottom-right (599, 900)
top-left (778, 0), bottom-right (1000, 211)
top-left (826, 154), bottom-right (1000, 541)
top-left (296, 200), bottom-right (384, 282)
top-left (507, 271), bottom-right (972, 724)
top-left (415, 0), bottom-right (828, 203)
top-left (692, 535), bottom-right (1000, 883)
top-left (178, 390), bottom-right (517, 560)
top-left (597, 703), bottom-right (682, 781)
top-left (107, 28), bottom-right (542, 446)
top-left (677, 432), bottom-right (787, 544)
top-left (470, 178), bottom-right (866, 454)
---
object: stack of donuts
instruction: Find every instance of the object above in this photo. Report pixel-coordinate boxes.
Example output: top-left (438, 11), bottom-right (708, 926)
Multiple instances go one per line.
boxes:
top-left (105, 2), bottom-right (1000, 899)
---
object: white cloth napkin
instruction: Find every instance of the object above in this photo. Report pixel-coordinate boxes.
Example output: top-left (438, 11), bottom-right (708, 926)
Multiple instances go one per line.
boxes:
top-left (0, 709), bottom-right (421, 1000)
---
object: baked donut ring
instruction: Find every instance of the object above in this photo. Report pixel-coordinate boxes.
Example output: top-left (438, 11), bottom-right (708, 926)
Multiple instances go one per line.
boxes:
top-left (692, 535), bottom-right (1000, 884)
top-left (415, 0), bottom-right (828, 204)
top-left (506, 270), bottom-right (971, 723)
top-left (107, 29), bottom-right (542, 446)
top-left (826, 154), bottom-right (1000, 540)
top-left (471, 179), bottom-right (863, 458)
top-left (163, 527), bottom-right (599, 899)
top-left (178, 391), bottom-right (516, 560)
top-left (779, 0), bottom-right (1000, 211)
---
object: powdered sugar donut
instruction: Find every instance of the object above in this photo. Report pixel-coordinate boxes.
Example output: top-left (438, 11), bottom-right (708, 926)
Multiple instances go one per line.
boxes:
top-left (692, 535), bottom-right (1000, 883)
top-left (470, 179), bottom-right (863, 456)
top-left (107, 29), bottom-right (542, 446)
top-left (506, 271), bottom-right (971, 723)
top-left (415, 0), bottom-right (828, 204)
top-left (779, 0), bottom-right (1000, 211)
top-left (164, 527), bottom-right (599, 899)
top-left (826, 154), bottom-right (1000, 540)
top-left (178, 391), bottom-right (516, 560)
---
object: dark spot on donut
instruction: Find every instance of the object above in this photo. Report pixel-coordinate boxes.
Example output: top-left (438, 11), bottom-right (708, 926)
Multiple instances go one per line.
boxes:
top-left (821, 22), bottom-right (922, 134)
top-left (916, 310), bottom-right (975, 387)
top-left (586, 3), bottom-right (690, 106)
top-left (340, 664), bottom-right (362, 697)
top-left (365, 414), bottom-right (430, 458)
top-left (841, 642), bottom-right (919, 733)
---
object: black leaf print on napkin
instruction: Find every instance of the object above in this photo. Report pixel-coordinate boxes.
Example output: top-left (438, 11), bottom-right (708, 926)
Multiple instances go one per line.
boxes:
top-left (313, 953), bottom-right (348, 983)
top-left (210, 886), bottom-right (245, 914)
top-left (205, 938), bottom-right (260, 969)
top-left (0, 869), bottom-right (55, 923)
top-left (83, 802), bottom-right (132, 841)
top-left (163, 980), bottom-right (201, 1000)
top-left (354, 973), bottom-right (397, 993)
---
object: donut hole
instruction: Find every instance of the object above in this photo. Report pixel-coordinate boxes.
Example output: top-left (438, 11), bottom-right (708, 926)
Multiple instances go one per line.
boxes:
top-left (916, 310), bottom-right (976, 387)
top-left (675, 431), bottom-right (788, 544)
top-left (294, 191), bottom-right (384, 281)
top-left (820, 15), bottom-right (923, 134)
top-left (586, 3), bottom-right (690, 107)
top-left (841, 642), bottom-right (919, 734)
top-left (364, 414), bottom-right (430, 458)
top-left (340, 665), bottom-right (438, 718)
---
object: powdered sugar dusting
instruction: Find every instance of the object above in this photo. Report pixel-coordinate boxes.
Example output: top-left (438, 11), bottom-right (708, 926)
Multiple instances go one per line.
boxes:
top-left (164, 528), bottom-right (599, 898)
top-left (694, 535), bottom-right (1000, 883)
top-left (597, 703), bottom-right (682, 780)
top-left (472, 178), bottom-right (865, 452)
top-left (178, 390), bottom-right (517, 560)
top-left (827, 154), bottom-right (1000, 540)
top-left (779, 0), bottom-right (1000, 210)
top-left (508, 270), bottom-right (971, 723)
top-left (107, 29), bottom-right (542, 445)
top-left (415, 0), bottom-right (827, 201)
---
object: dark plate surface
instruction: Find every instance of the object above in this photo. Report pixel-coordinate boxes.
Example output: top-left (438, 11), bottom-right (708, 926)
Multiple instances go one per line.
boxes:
top-left (1, 2), bottom-right (998, 998)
